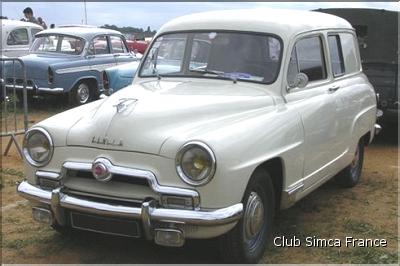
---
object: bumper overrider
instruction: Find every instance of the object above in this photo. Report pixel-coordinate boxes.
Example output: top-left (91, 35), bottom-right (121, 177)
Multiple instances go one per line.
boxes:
top-left (17, 180), bottom-right (243, 247)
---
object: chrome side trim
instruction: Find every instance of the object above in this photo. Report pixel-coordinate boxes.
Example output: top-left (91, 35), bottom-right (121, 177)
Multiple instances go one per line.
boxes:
top-left (37, 87), bottom-right (64, 93)
top-left (36, 171), bottom-right (61, 180)
top-left (5, 84), bottom-right (34, 90)
top-left (17, 181), bottom-right (243, 227)
top-left (62, 159), bottom-right (200, 209)
top-left (285, 182), bottom-right (304, 196)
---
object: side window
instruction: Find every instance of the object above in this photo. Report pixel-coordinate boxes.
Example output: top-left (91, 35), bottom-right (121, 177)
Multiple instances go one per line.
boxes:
top-left (110, 35), bottom-right (128, 54)
top-left (7, 28), bottom-right (29, 45)
top-left (287, 36), bottom-right (327, 85)
top-left (88, 36), bottom-right (110, 55)
top-left (287, 47), bottom-right (299, 87)
top-left (339, 33), bottom-right (360, 74)
top-left (296, 36), bottom-right (327, 82)
top-left (328, 35), bottom-right (345, 77)
top-left (31, 28), bottom-right (42, 40)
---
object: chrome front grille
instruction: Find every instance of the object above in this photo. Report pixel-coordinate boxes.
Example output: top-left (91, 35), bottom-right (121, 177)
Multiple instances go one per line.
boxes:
top-left (63, 168), bottom-right (158, 203)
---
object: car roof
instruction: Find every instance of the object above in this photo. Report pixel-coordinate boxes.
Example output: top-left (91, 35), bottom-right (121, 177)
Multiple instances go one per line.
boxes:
top-left (157, 8), bottom-right (353, 40)
top-left (1, 19), bottom-right (43, 29)
top-left (36, 26), bottom-right (122, 39)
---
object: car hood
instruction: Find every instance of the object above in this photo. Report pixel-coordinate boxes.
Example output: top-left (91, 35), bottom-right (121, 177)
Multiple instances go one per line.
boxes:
top-left (66, 79), bottom-right (276, 155)
top-left (4, 53), bottom-right (81, 79)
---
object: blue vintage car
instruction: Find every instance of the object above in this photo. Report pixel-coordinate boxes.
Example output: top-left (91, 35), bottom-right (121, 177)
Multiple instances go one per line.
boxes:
top-left (102, 60), bottom-right (140, 95)
top-left (3, 26), bottom-right (140, 105)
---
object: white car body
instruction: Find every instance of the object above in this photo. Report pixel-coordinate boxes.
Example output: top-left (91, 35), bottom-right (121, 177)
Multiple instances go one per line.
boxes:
top-left (18, 9), bottom-right (379, 259)
top-left (1, 19), bottom-right (43, 57)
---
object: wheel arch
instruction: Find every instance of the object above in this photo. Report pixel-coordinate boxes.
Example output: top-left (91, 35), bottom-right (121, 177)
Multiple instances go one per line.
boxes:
top-left (70, 76), bottom-right (99, 94)
top-left (252, 157), bottom-right (284, 211)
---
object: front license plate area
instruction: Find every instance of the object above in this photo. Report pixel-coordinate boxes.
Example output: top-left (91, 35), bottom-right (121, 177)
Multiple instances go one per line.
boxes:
top-left (70, 212), bottom-right (141, 238)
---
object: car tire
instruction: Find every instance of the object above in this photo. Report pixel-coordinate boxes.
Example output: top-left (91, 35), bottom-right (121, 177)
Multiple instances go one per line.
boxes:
top-left (334, 140), bottom-right (364, 188)
top-left (219, 168), bottom-right (275, 263)
top-left (51, 222), bottom-right (73, 235)
top-left (69, 82), bottom-right (92, 106)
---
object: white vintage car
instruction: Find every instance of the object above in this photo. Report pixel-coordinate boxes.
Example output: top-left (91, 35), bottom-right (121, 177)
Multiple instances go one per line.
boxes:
top-left (18, 9), bottom-right (380, 263)
top-left (1, 19), bottom-right (43, 57)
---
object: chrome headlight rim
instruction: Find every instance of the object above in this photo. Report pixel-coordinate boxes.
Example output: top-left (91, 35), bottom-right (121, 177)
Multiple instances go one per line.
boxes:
top-left (23, 127), bottom-right (54, 167)
top-left (175, 141), bottom-right (216, 186)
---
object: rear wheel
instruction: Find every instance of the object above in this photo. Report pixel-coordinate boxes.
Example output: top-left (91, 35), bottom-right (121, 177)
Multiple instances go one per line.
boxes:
top-left (219, 169), bottom-right (275, 263)
top-left (69, 82), bottom-right (92, 106)
top-left (335, 140), bottom-right (364, 188)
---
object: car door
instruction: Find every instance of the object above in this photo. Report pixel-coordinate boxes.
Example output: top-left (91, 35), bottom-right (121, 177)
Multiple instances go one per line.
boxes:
top-left (4, 27), bottom-right (30, 57)
top-left (326, 32), bottom-right (364, 158)
top-left (109, 35), bottom-right (136, 64)
top-left (284, 33), bottom-right (341, 188)
top-left (86, 35), bottom-right (117, 72)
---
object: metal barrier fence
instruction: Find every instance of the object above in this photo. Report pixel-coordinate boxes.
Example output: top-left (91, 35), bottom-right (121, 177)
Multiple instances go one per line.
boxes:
top-left (1, 57), bottom-right (29, 158)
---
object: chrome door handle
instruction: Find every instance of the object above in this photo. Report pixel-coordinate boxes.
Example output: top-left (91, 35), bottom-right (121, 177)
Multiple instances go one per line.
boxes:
top-left (328, 85), bottom-right (340, 92)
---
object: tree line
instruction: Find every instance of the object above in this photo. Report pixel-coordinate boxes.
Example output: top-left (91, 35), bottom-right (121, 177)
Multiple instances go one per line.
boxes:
top-left (100, 24), bottom-right (156, 39)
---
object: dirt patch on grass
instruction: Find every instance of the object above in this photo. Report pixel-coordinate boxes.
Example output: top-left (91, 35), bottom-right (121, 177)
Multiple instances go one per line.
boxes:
top-left (1, 106), bottom-right (398, 263)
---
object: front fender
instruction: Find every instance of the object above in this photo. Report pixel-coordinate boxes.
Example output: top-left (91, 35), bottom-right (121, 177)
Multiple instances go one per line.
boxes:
top-left (159, 105), bottom-right (305, 209)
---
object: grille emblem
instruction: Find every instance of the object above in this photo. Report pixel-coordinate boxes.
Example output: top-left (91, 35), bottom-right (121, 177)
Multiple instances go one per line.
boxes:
top-left (92, 161), bottom-right (112, 182)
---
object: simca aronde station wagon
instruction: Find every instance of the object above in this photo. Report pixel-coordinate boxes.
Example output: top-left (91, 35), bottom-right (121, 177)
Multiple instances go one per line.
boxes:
top-left (18, 9), bottom-right (380, 263)
top-left (4, 26), bottom-right (139, 105)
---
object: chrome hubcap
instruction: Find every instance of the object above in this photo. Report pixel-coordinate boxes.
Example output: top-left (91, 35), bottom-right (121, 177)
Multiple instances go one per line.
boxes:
top-left (244, 191), bottom-right (264, 241)
top-left (77, 84), bottom-right (90, 103)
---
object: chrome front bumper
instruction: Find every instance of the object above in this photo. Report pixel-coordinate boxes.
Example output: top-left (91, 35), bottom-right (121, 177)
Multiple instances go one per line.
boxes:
top-left (17, 181), bottom-right (243, 244)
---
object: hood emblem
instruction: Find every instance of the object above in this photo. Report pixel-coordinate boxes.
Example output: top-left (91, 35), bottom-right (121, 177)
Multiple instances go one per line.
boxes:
top-left (91, 136), bottom-right (123, 147)
top-left (113, 98), bottom-right (138, 113)
top-left (92, 159), bottom-right (112, 182)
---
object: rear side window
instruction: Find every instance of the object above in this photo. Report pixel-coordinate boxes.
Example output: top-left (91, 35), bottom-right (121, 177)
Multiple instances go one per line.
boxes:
top-left (328, 35), bottom-right (345, 77)
top-left (287, 36), bottom-right (327, 84)
top-left (89, 36), bottom-right (110, 55)
top-left (7, 28), bottom-right (29, 45)
top-left (31, 28), bottom-right (42, 40)
top-left (110, 35), bottom-right (128, 53)
top-left (339, 33), bottom-right (360, 74)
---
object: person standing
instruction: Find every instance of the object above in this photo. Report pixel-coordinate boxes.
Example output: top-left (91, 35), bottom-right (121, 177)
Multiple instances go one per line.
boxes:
top-left (22, 7), bottom-right (39, 24)
top-left (37, 17), bottom-right (47, 29)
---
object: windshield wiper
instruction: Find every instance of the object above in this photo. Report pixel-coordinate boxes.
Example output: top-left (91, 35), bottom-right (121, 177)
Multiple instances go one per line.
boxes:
top-left (189, 68), bottom-right (237, 83)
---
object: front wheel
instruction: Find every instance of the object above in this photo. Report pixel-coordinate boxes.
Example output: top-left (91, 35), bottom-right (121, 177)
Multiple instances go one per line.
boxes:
top-left (69, 82), bottom-right (91, 106)
top-left (335, 140), bottom-right (364, 188)
top-left (219, 169), bottom-right (275, 263)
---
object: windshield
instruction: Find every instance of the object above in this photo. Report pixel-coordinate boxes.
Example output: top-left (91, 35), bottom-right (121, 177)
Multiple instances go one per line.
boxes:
top-left (140, 31), bottom-right (282, 84)
top-left (30, 34), bottom-right (85, 55)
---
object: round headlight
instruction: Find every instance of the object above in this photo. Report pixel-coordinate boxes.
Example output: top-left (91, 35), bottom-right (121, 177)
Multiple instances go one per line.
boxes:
top-left (176, 141), bottom-right (216, 186)
top-left (23, 128), bottom-right (53, 167)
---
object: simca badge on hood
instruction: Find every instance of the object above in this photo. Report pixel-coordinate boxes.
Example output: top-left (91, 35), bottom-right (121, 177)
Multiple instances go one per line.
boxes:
top-left (113, 98), bottom-right (138, 113)
top-left (91, 136), bottom-right (123, 147)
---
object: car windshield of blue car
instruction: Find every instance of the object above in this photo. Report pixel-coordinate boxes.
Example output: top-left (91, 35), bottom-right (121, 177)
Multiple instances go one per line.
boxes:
top-left (30, 34), bottom-right (85, 55)
top-left (140, 31), bottom-right (282, 84)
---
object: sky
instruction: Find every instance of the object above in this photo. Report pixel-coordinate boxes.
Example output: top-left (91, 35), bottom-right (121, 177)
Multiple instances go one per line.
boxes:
top-left (2, 1), bottom-right (399, 30)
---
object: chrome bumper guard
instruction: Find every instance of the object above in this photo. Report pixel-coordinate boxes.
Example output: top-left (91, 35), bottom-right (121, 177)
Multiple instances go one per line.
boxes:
top-left (18, 181), bottom-right (243, 242)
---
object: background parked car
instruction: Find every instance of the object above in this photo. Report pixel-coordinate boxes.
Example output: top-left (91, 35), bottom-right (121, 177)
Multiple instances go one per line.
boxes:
top-left (102, 59), bottom-right (140, 95)
top-left (1, 19), bottom-right (43, 57)
top-left (126, 39), bottom-right (149, 54)
top-left (3, 26), bottom-right (140, 105)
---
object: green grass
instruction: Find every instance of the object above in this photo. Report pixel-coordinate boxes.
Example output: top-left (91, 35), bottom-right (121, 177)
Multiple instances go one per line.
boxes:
top-left (0, 168), bottom-right (24, 178)
top-left (325, 246), bottom-right (398, 264)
